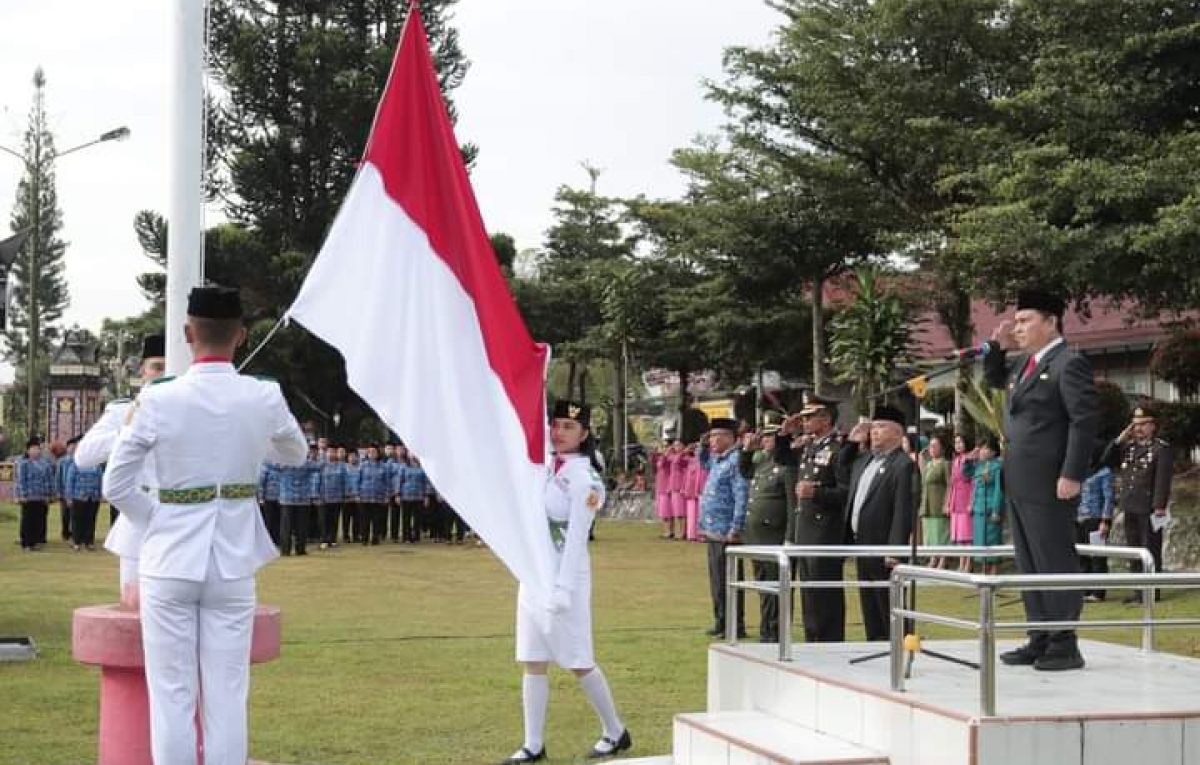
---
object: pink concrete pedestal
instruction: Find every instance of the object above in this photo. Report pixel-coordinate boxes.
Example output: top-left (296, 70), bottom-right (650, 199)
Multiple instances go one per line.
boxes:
top-left (72, 604), bottom-right (282, 765)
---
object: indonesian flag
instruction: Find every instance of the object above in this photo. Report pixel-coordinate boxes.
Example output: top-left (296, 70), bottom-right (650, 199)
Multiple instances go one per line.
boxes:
top-left (287, 6), bottom-right (555, 604)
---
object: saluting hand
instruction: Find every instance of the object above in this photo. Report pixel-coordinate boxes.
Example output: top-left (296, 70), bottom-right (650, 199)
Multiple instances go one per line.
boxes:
top-left (992, 319), bottom-right (1018, 351)
top-left (1056, 477), bottom-right (1082, 500)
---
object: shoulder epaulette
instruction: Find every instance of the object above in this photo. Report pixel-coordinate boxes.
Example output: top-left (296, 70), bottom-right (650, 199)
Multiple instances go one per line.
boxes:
top-left (1156, 438), bottom-right (1171, 447)
top-left (149, 376), bottom-right (177, 386)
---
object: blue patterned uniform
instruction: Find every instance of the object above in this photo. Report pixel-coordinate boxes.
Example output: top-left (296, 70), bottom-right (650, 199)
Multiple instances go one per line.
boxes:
top-left (16, 457), bottom-right (56, 502)
top-left (397, 464), bottom-right (430, 501)
top-left (278, 463), bottom-right (318, 506)
top-left (698, 448), bottom-right (748, 537)
top-left (57, 455), bottom-right (76, 501)
top-left (343, 463), bottom-right (360, 500)
top-left (307, 459), bottom-right (323, 504)
top-left (321, 462), bottom-right (348, 503)
top-left (258, 463), bottom-right (281, 502)
top-left (357, 459), bottom-right (390, 503)
top-left (68, 464), bottom-right (105, 502)
top-left (1078, 466), bottom-right (1114, 521)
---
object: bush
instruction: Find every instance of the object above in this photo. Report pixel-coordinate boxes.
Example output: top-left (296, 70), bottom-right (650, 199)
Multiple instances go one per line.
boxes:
top-left (1151, 329), bottom-right (1200, 399)
top-left (922, 386), bottom-right (956, 416)
top-left (1155, 402), bottom-right (1200, 455)
top-left (1095, 380), bottom-right (1131, 442)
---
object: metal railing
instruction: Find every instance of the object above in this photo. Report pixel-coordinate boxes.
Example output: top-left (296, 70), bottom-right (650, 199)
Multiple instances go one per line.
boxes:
top-left (887, 566), bottom-right (1200, 715)
top-left (723, 544), bottom-right (1156, 662)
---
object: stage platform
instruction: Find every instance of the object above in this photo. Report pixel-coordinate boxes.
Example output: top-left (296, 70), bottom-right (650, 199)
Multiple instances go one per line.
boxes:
top-left (647, 639), bottom-right (1200, 765)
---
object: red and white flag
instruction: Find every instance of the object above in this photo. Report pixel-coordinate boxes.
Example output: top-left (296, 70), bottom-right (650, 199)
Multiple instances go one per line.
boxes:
top-left (288, 6), bottom-right (555, 603)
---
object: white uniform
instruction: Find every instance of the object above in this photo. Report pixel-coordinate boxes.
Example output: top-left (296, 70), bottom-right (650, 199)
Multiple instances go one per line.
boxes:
top-left (103, 361), bottom-right (307, 765)
top-left (516, 453), bottom-right (606, 669)
top-left (76, 398), bottom-right (158, 588)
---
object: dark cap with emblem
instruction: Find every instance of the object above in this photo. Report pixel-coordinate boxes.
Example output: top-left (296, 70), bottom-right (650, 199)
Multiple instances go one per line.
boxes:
top-left (760, 410), bottom-right (785, 436)
top-left (1016, 288), bottom-right (1066, 320)
top-left (140, 333), bottom-right (165, 360)
top-left (800, 393), bottom-right (840, 417)
top-left (551, 399), bottom-right (591, 429)
top-left (1132, 405), bottom-right (1157, 422)
top-left (187, 285), bottom-right (243, 320)
top-left (872, 405), bottom-right (907, 428)
top-left (709, 417), bottom-right (739, 434)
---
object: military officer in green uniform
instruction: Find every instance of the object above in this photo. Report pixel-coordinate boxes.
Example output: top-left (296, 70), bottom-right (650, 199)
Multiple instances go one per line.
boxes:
top-left (1101, 405), bottom-right (1174, 602)
top-left (738, 413), bottom-right (796, 643)
top-left (790, 395), bottom-right (849, 643)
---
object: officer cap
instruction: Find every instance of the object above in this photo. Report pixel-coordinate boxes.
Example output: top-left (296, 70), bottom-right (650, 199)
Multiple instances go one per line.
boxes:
top-left (1016, 288), bottom-right (1065, 320)
top-left (760, 410), bottom-right (785, 435)
top-left (709, 417), bottom-right (739, 434)
top-left (141, 333), bottom-right (165, 360)
top-left (800, 393), bottom-right (840, 417)
top-left (1132, 405), bottom-right (1157, 422)
top-left (551, 399), bottom-right (591, 429)
top-left (187, 285), bottom-right (243, 320)
top-left (872, 405), bottom-right (907, 428)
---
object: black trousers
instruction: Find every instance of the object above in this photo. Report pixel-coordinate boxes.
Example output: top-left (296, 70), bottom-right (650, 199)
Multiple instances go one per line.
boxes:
top-left (70, 500), bottom-right (100, 546)
top-left (389, 500), bottom-right (402, 541)
top-left (342, 501), bottom-right (361, 542)
top-left (59, 499), bottom-right (72, 539)
top-left (1076, 517), bottom-right (1110, 598)
top-left (363, 503), bottom-right (386, 544)
top-left (797, 556), bottom-right (847, 643)
top-left (1009, 497), bottom-right (1082, 640)
top-left (19, 501), bottom-right (48, 548)
top-left (855, 556), bottom-right (891, 641)
top-left (402, 500), bottom-right (423, 543)
top-left (320, 502), bottom-right (342, 545)
top-left (280, 505), bottom-right (309, 555)
top-left (1125, 512), bottom-right (1164, 574)
top-left (752, 559), bottom-right (782, 641)
top-left (307, 502), bottom-right (321, 541)
top-left (706, 540), bottom-right (745, 632)
top-left (261, 500), bottom-right (281, 545)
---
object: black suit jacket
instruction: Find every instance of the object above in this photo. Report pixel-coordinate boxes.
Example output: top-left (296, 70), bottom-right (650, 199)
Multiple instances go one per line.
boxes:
top-left (842, 445), bottom-right (916, 547)
top-left (984, 340), bottom-right (1097, 505)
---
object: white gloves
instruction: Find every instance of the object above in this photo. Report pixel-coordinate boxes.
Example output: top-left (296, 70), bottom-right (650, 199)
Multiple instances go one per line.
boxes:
top-left (549, 586), bottom-right (572, 615)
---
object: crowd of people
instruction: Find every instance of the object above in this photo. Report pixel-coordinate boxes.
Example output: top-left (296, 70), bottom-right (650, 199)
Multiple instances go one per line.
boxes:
top-left (257, 438), bottom-right (473, 556)
top-left (13, 436), bottom-right (107, 553)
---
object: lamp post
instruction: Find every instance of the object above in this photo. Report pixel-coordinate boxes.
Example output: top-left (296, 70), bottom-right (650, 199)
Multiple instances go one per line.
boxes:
top-left (0, 123), bottom-right (129, 440)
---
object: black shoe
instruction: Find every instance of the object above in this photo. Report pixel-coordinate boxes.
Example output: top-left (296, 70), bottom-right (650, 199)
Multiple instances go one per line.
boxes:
top-left (1034, 640), bottom-right (1085, 672)
top-left (705, 624), bottom-right (724, 637)
top-left (999, 636), bottom-right (1049, 666)
top-left (500, 746), bottom-right (546, 764)
top-left (587, 729), bottom-right (632, 759)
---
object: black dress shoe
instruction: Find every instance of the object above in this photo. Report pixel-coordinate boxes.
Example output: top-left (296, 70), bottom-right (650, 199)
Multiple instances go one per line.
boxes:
top-left (500, 746), bottom-right (546, 764)
top-left (1034, 641), bottom-right (1085, 672)
top-left (587, 729), bottom-right (632, 759)
top-left (999, 636), bottom-right (1048, 666)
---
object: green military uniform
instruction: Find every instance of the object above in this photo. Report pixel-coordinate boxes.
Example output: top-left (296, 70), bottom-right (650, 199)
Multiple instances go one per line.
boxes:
top-left (739, 436), bottom-right (796, 643)
top-left (1102, 407), bottom-right (1174, 581)
top-left (787, 398), bottom-right (849, 643)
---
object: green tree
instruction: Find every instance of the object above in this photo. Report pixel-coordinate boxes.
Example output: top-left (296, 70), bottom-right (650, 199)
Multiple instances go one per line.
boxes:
top-left (3, 68), bottom-right (71, 438)
top-left (827, 268), bottom-right (916, 416)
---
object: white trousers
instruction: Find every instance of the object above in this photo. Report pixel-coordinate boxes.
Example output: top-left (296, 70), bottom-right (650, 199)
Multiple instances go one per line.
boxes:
top-left (139, 571), bottom-right (256, 765)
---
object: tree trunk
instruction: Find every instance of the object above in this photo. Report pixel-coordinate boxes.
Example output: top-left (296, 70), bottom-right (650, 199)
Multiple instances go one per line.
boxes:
top-left (612, 351), bottom-right (626, 472)
top-left (677, 365), bottom-right (691, 440)
top-left (946, 286), bottom-right (975, 437)
top-left (812, 273), bottom-right (826, 395)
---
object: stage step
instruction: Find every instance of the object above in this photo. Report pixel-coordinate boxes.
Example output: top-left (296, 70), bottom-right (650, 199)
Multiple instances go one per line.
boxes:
top-left (675, 711), bottom-right (889, 765)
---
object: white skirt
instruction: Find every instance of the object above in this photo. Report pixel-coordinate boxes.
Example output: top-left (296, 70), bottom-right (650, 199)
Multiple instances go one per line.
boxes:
top-left (515, 579), bottom-right (593, 669)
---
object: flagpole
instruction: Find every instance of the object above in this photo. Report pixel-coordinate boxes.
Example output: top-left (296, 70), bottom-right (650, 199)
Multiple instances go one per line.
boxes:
top-left (166, 0), bottom-right (207, 375)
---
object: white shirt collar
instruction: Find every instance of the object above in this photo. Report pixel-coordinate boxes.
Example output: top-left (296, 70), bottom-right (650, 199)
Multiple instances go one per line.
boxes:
top-left (1032, 336), bottom-right (1064, 364)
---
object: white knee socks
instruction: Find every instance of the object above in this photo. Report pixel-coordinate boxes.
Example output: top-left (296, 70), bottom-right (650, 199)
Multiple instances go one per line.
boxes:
top-left (579, 667), bottom-right (624, 740)
top-left (522, 673), bottom-right (549, 752)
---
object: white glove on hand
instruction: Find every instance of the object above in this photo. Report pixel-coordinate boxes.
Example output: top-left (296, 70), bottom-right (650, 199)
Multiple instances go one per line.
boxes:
top-left (549, 587), bottom-right (572, 615)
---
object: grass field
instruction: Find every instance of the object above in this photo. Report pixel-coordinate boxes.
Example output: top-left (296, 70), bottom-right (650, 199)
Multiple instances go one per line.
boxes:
top-left (2, 504), bottom-right (1199, 765)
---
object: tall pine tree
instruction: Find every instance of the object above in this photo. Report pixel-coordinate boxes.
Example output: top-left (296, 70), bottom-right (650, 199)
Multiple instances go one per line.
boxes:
top-left (4, 67), bottom-right (70, 440)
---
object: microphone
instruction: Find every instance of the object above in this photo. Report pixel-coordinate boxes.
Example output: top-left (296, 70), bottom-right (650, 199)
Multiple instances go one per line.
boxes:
top-left (944, 340), bottom-right (999, 361)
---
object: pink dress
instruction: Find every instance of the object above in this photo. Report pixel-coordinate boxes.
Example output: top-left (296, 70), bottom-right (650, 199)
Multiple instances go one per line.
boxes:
top-left (668, 453), bottom-right (690, 519)
top-left (683, 460), bottom-right (707, 541)
top-left (653, 453), bottom-right (673, 520)
top-left (947, 454), bottom-right (976, 543)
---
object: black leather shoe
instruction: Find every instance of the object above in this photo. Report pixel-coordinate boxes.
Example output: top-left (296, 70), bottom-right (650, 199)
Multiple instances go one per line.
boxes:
top-left (1034, 641), bottom-right (1085, 672)
top-left (500, 746), bottom-right (546, 764)
top-left (587, 729), bottom-right (632, 759)
top-left (999, 636), bottom-right (1048, 666)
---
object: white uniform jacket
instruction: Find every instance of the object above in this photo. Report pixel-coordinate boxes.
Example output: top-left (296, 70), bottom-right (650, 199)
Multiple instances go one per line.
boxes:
top-left (103, 362), bottom-right (308, 582)
top-left (77, 398), bottom-right (159, 559)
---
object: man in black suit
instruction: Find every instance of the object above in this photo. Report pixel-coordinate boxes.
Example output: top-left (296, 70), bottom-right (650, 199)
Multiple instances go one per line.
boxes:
top-left (841, 406), bottom-right (917, 642)
top-left (985, 289), bottom-right (1097, 671)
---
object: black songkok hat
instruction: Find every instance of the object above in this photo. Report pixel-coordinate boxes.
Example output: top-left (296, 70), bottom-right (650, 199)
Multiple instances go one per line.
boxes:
top-left (709, 417), bottom-right (739, 434)
top-left (1016, 288), bottom-right (1066, 320)
top-left (872, 405), bottom-right (907, 428)
top-left (26, 437), bottom-right (41, 450)
top-left (187, 285), bottom-right (243, 320)
top-left (551, 400), bottom-right (591, 429)
top-left (141, 333), bottom-right (165, 360)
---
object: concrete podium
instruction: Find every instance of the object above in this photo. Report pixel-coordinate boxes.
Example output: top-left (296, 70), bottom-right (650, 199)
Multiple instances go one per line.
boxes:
top-left (72, 604), bottom-right (282, 765)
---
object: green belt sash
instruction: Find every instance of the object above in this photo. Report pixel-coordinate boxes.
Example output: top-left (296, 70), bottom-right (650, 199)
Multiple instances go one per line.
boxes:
top-left (158, 483), bottom-right (258, 504)
top-left (549, 519), bottom-right (569, 550)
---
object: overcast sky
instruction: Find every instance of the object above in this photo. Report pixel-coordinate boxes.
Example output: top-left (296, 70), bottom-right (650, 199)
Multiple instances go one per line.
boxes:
top-left (0, 0), bottom-right (781, 380)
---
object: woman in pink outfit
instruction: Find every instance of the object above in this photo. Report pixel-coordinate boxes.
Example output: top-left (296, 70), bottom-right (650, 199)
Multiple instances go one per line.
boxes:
top-left (682, 447), bottom-right (707, 541)
top-left (668, 447), bottom-right (691, 535)
top-left (652, 445), bottom-right (675, 538)
top-left (946, 434), bottom-right (977, 572)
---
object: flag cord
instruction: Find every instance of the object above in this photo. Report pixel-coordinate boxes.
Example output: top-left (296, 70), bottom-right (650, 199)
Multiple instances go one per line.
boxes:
top-left (237, 315), bottom-right (289, 373)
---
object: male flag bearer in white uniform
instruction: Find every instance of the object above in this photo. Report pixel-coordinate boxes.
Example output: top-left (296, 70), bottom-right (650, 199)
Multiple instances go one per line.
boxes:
top-left (103, 286), bottom-right (308, 765)
top-left (75, 333), bottom-right (166, 607)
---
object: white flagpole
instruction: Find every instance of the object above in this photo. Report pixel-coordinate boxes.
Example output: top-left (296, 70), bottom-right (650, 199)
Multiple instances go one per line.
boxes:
top-left (166, 0), bottom-right (207, 375)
